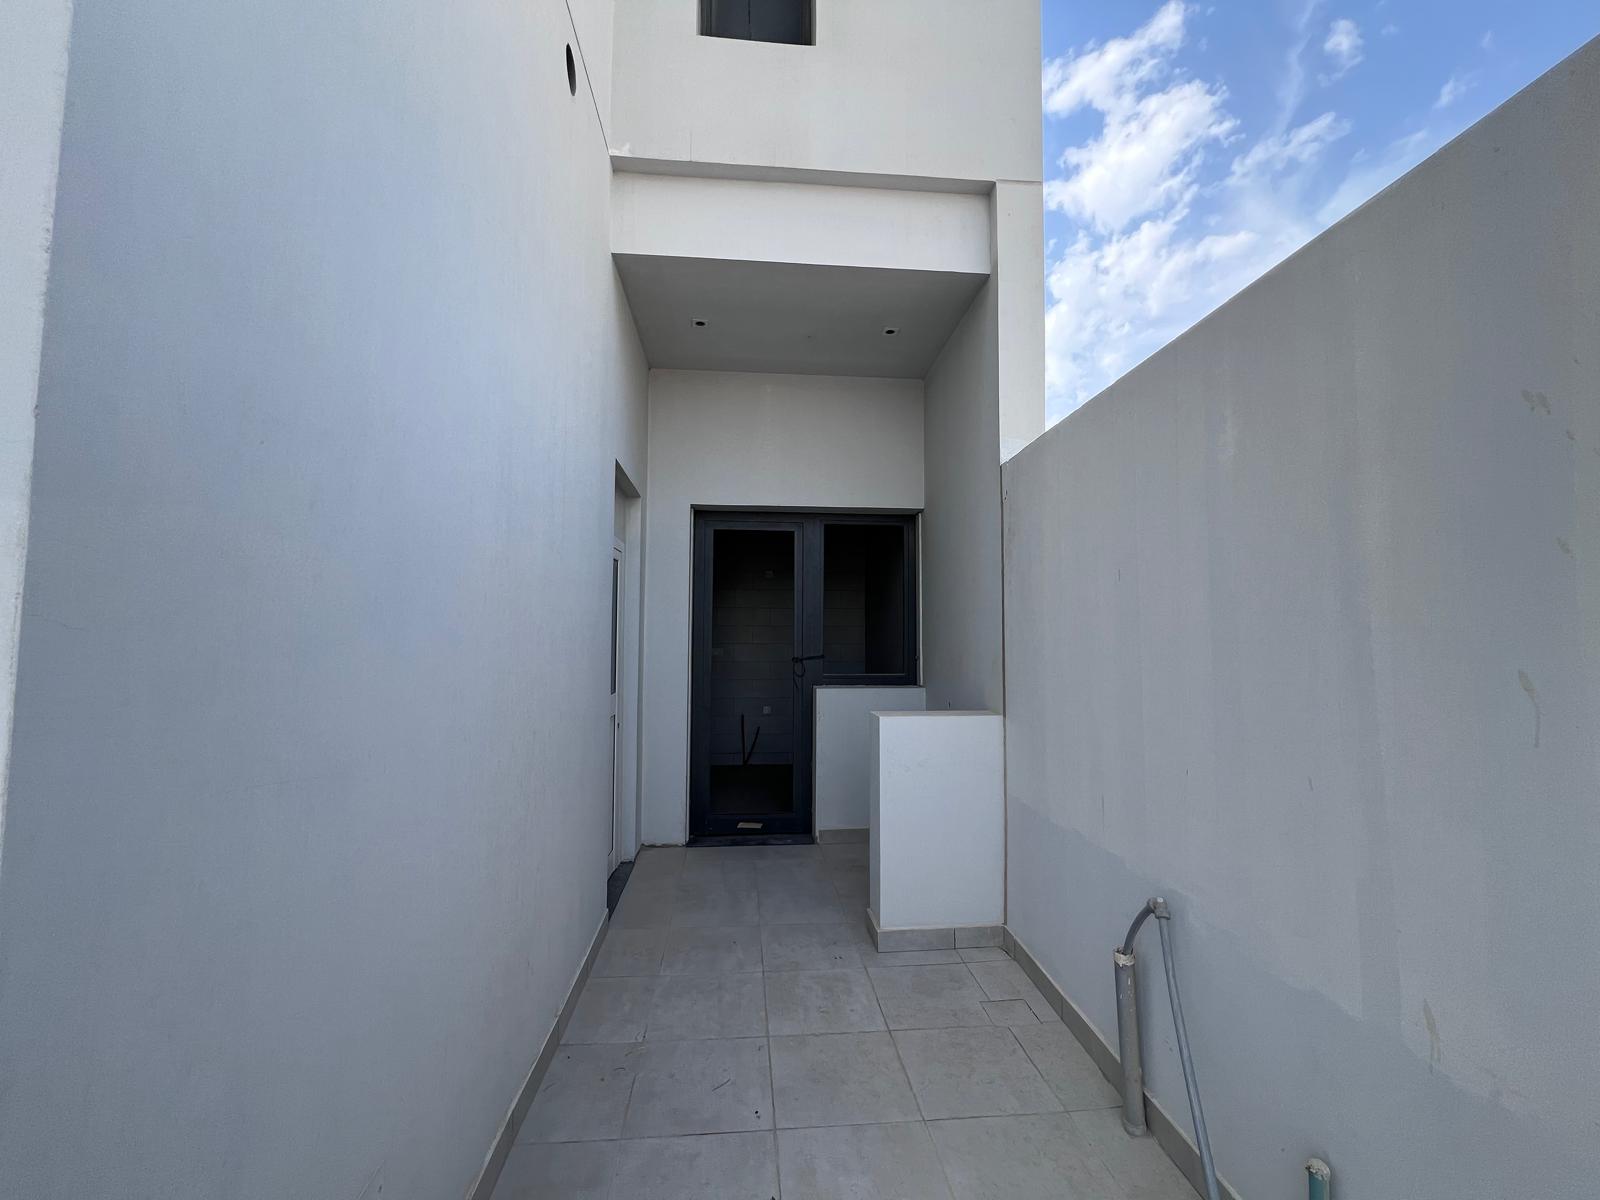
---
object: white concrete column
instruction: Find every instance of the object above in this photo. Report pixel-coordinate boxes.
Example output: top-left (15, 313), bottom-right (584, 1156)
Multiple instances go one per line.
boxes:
top-left (869, 710), bottom-right (1004, 942)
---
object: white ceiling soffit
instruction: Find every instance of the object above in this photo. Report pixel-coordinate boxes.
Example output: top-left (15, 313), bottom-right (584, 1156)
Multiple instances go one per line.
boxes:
top-left (614, 254), bottom-right (986, 379)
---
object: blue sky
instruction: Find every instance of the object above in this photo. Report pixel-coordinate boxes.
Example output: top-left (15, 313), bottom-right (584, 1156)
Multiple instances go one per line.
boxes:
top-left (1041, 0), bottom-right (1598, 422)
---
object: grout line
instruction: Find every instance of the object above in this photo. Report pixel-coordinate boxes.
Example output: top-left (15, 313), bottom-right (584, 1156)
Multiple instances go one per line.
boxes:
top-left (869, 970), bottom-right (934, 1126)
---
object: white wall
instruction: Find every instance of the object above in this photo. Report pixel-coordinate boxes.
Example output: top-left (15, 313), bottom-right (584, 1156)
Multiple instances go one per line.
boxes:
top-left (639, 370), bottom-right (924, 844)
top-left (0, 0), bottom-right (71, 885)
top-left (994, 180), bottom-right (1047, 459)
top-left (1002, 43), bottom-right (1600, 1200)
top-left (870, 710), bottom-right (1004, 930)
top-left (0, 2), bottom-right (647, 1197)
top-left (923, 283), bottom-right (1005, 712)
top-left (611, 173), bottom-right (993, 274)
top-left (814, 685), bottom-right (925, 832)
top-left (610, 0), bottom-right (1041, 184)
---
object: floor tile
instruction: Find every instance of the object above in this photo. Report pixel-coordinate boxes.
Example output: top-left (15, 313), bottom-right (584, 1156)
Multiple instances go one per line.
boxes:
top-left (517, 1043), bottom-right (644, 1144)
top-left (760, 860), bottom-right (832, 888)
top-left (761, 922), bottom-right (870, 972)
top-left (867, 964), bottom-right (992, 1029)
top-left (1011, 1023), bottom-right (1121, 1111)
top-left (778, 1122), bottom-right (955, 1200)
top-left (871, 949), bottom-right (965, 966)
top-left (765, 969), bottom-right (885, 1035)
top-left (679, 856), bottom-right (733, 888)
top-left (621, 1037), bottom-right (774, 1139)
top-left (661, 925), bottom-right (764, 975)
top-left (893, 1027), bottom-right (1064, 1120)
top-left (983, 1000), bottom-right (1040, 1026)
top-left (647, 974), bottom-right (767, 1041)
top-left (610, 883), bottom-right (677, 930)
top-left (750, 844), bottom-right (822, 865)
top-left (492, 1141), bottom-right (615, 1200)
top-left (770, 1032), bottom-right (921, 1129)
top-left (821, 841), bottom-right (869, 866)
top-left (929, 1113), bottom-right (1127, 1200)
top-left (683, 846), bottom-right (742, 865)
top-left (958, 946), bottom-right (1011, 962)
top-left (830, 868), bottom-right (869, 906)
top-left (967, 961), bottom-right (1060, 1022)
top-left (1070, 1106), bottom-right (1198, 1199)
top-left (720, 858), bottom-right (762, 886)
top-left (758, 876), bottom-right (857, 925)
top-left (628, 846), bottom-right (685, 883)
top-left (674, 876), bottom-right (762, 927)
top-left (592, 927), bottom-right (666, 978)
top-left (610, 1132), bottom-right (778, 1200)
top-left (562, 976), bottom-right (655, 1044)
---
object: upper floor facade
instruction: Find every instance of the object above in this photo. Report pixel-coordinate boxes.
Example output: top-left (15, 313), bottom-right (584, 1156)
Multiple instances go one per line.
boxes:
top-left (576, 0), bottom-right (1043, 187)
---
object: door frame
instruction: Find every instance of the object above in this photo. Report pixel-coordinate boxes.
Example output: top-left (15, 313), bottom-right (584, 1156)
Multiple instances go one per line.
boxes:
top-left (690, 513), bottom-right (810, 839)
top-left (688, 509), bottom-right (920, 840)
top-left (608, 536), bottom-right (626, 872)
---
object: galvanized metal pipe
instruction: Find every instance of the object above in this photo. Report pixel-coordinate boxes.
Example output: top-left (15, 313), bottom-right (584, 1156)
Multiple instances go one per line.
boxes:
top-left (1152, 899), bottom-right (1221, 1200)
top-left (1114, 947), bottom-right (1147, 1135)
top-left (1306, 1158), bottom-right (1332, 1200)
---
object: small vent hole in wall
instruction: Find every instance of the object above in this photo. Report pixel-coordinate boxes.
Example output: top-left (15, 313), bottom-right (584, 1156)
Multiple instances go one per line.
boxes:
top-left (566, 44), bottom-right (577, 96)
top-left (883, 327), bottom-right (899, 336)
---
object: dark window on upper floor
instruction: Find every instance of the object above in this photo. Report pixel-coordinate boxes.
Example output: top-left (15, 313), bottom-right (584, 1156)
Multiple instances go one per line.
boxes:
top-left (700, 0), bottom-right (814, 46)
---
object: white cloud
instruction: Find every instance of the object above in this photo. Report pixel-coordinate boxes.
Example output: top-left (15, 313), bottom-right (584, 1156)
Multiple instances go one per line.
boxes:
top-left (1321, 18), bottom-right (1364, 81)
top-left (1041, 3), bottom-right (1449, 422)
top-left (1042, 7), bottom-right (1349, 417)
top-left (1273, 0), bottom-right (1322, 132)
top-left (1434, 72), bottom-right (1472, 109)
top-left (1041, 2), bottom-right (1236, 234)
top-left (1045, 211), bottom-right (1273, 410)
top-left (1042, 0), bottom-right (1187, 118)
top-left (1047, 79), bottom-right (1237, 233)
top-left (1229, 111), bottom-right (1350, 182)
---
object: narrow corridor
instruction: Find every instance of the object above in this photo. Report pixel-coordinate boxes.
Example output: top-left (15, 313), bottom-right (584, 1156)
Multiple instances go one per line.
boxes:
top-left (493, 842), bottom-right (1198, 1198)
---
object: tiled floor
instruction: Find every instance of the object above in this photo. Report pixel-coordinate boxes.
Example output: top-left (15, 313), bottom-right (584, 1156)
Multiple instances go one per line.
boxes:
top-left (494, 842), bottom-right (1198, 1199)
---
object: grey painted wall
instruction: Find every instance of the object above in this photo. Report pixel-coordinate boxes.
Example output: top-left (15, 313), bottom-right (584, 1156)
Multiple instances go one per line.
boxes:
top-left (0, 1), bottom-right (646, 1197)
top-left (0, 0), bottom-right (71, 879)
top-left (1001, 42), bottom-right (1600, 1200)
top-left (923, 281), bottom-right (1005, 713)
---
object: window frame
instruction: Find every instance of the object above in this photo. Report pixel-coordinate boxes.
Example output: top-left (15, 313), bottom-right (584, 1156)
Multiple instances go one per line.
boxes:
top-left (698, 0), bottom-right (816, 47)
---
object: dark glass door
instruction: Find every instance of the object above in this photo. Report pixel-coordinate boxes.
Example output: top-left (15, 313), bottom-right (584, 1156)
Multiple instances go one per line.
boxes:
top-left (689, 512), bottom-right (918, 840)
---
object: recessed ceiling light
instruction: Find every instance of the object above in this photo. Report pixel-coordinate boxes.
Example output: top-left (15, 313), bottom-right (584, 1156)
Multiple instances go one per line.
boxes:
top-left (691, 317), bottom-right (709, 328)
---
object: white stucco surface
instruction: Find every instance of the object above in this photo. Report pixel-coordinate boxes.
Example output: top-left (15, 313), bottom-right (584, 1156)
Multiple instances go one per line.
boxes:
top-left (639, 370), bottom-right (925, 844)
top-left (0, 0), bottom-right (71, 886)
top-left (610, 0), bottom-right (1042, 184)
top-left (922, 283), bottom-right (1005, 713)
top-left (994, 180), bottom-right (1048, 459)
top-left (869, 711), bottom-right (1003, 930)
top-left (1002, 42), bottom-right (1600, 1200)
top-left (611, 173), bottom-right (992, 275)
top-left (814, 685), bottom-right (925, 833)
top-left (0, 2), bottom-right (647, 1197)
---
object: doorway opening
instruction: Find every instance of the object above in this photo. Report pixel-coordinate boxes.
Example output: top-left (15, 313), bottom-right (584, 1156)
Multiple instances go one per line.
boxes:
top-left (690, 512), bottom-right (917, 840)
top-left (610, 467), bottom-right (642, 873)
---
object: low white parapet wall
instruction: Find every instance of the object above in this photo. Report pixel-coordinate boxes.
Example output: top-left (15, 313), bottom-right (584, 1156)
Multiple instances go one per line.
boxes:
top-left (813, 685), bottom-right (926, 835)
top-left (868, 710), bottom-right (1004, 948)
